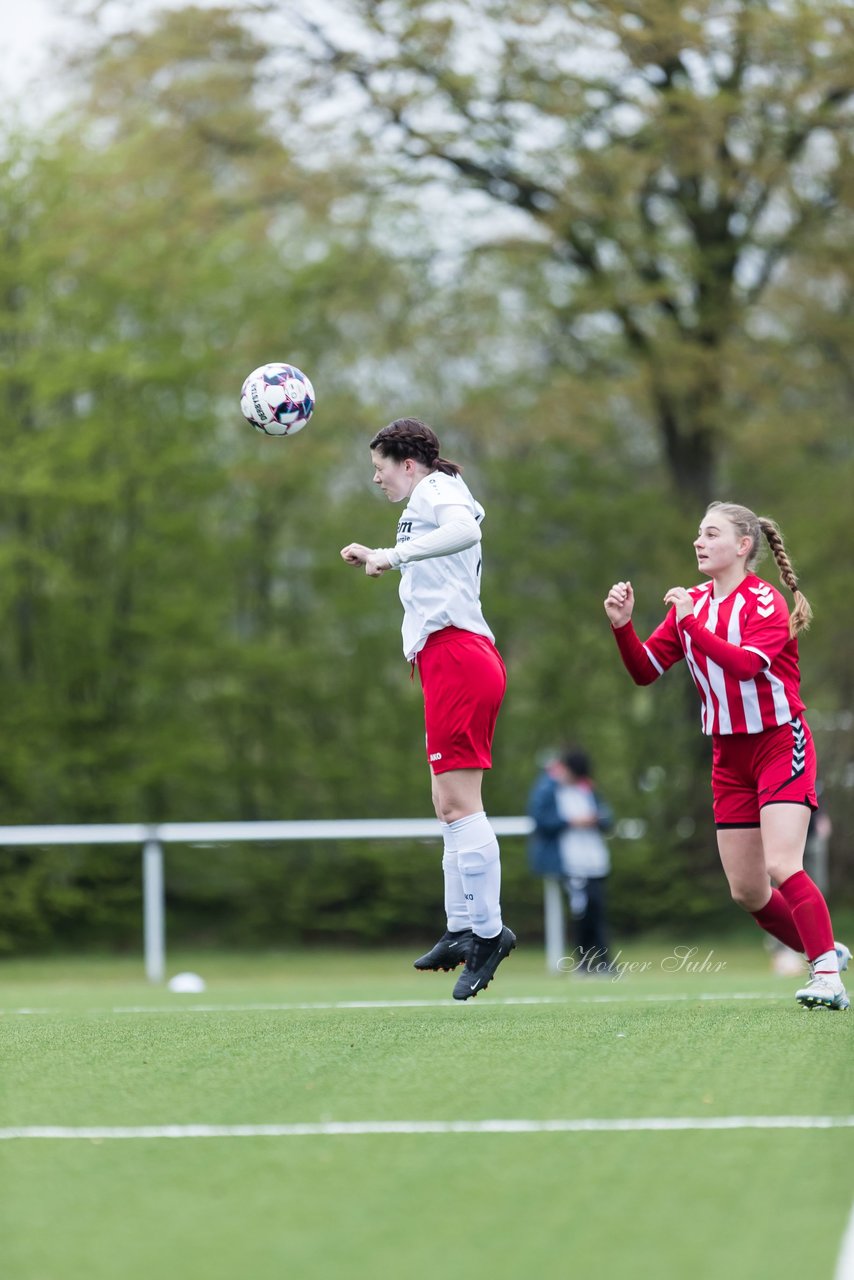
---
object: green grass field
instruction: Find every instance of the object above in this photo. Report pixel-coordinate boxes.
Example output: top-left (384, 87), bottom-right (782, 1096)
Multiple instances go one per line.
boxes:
top-left (2, 940), bottom-right (852, 1280)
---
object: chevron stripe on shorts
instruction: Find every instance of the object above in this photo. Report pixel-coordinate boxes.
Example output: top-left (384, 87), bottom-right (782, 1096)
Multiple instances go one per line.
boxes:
top-left (771, 716), bottom-right (806, 796)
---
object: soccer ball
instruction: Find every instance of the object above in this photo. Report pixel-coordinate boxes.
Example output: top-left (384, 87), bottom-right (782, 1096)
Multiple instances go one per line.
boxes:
top-left (240, 362), bottom-right (315, 436)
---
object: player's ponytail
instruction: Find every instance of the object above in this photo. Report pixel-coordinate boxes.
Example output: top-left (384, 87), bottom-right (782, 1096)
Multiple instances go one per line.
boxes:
top-left (757, 516), bottom-right (812, 636)
top-left (706, 501), bottom-right (812, 637)
top-left (370, 418), bottom-right (462, 476)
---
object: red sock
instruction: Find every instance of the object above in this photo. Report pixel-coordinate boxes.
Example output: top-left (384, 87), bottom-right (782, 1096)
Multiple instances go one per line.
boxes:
top-left (752, 889), bottom-right (803, 953)
top-left (777, 871), bottom-right (834, 964)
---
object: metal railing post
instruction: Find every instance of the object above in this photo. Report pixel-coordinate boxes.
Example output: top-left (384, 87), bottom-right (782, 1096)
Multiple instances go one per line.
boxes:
top-left (543, 876), bottom-right (565, 973)
top-left (143, 835), bottom-right (166, 983)
top-left (0, 817), bottom-right (570, 975)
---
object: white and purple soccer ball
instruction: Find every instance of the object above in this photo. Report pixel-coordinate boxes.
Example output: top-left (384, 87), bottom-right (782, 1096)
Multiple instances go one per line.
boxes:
top-left (240, 362), bottom-right (315, 436)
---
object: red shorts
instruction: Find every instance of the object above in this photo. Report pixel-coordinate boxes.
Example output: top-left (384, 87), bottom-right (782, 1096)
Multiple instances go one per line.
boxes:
top-left (712, 716), bottom-right (817, 827)
top-left (416, 627), bottom-right (506, 774)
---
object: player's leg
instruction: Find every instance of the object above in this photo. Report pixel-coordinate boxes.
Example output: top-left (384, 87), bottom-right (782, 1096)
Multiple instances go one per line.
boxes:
top-left (433, 767), bottom-right (516, 1000)
top-left (761, 802), bottom-right (848, 1010)
top-left (755, 718), bottom-right (848, 1008)
top-left (431, 765), bottom-right (484, 824)
top-left (432, 767), bottom-right (503, 939)
top-left (433, 770), bottom-right (472, 939)
top-left (717, 826), bottom-right (804, 951)
top-left (416, 632), bottom-right (514, 997)
top-left (412, 769), bottom-right (477, 973)
top-left (415, 767), bottom-right (515, 983)
top-left (713, 732), bottom-right (804, 953)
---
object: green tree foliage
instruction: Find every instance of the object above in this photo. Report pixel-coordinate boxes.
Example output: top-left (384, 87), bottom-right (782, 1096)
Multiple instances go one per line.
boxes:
top-left (291, 0), bottom-right (852, 503)
top-left (283, 0), bottom-right (854, 922)
top-left (0, 2), bottom-right (850, 953)
top-left (0, 10), bottom-right (434, 949)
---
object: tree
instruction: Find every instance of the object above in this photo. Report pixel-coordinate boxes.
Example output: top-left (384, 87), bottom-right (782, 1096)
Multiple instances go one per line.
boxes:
top-left (0, 1), bottom-right (850, 951)
top-left (286, 0), bottom-right (853, 504)
top-left (0, 6), bottom-right (556, 950)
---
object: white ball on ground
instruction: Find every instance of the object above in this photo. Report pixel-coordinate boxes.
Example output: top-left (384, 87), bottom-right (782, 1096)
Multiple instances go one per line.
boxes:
top-left (167, 972), bottom-right (206, 993)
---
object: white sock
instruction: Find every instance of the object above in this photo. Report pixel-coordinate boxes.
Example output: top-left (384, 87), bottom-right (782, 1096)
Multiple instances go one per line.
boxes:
top-left (441, 822), bottom-right (469, 933)
top-left (451, 811), bottom-right (502, 939)
top-left (811, 949), bottom-right (840, 976)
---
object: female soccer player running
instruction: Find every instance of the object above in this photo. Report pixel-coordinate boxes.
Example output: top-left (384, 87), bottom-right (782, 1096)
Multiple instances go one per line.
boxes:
top-left (341, 418), bottom-right (515, 999)
top-left (604, 502), bottom-right (849, 1011)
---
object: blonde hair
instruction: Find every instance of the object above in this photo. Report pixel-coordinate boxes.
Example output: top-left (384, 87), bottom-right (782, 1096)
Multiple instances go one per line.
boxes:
top-left (706, 501), bottom-right (812, 636)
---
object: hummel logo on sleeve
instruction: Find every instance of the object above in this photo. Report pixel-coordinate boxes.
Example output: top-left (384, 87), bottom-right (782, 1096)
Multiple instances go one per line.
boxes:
top-left (749, 584), bottom-right (776, 618)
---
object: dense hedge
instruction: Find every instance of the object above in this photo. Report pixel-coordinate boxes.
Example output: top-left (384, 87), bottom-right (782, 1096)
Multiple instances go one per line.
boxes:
top-left (0, 831), bottom-right (741, 956)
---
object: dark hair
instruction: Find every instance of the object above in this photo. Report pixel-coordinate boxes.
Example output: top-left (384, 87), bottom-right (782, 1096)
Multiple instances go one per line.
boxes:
top-left (562, 749), bottom-right (592, 779)
top-left (369, 418), bottom-right (461, 476)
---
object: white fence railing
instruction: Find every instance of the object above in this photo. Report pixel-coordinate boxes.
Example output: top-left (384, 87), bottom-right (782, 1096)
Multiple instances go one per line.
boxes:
top-left (0, 817), bottom-right (574, 982)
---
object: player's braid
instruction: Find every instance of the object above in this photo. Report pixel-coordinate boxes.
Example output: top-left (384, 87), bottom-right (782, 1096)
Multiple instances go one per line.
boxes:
top-left (758, 516), bottom-right (812, 636)
top-left (370, 418), bottom-right (462, 476)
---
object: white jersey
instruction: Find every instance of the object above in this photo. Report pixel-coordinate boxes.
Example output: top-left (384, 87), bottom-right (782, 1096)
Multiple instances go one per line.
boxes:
top-left (394, 471), bottom-right (494, 660)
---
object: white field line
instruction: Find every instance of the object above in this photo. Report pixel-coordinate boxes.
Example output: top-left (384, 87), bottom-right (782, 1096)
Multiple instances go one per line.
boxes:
top-left (1, 1116), bottom-right (852, 1141)
top-left (1, 991), bottom-right (793, 1016)
top-left (835, 1197), bottom-right (854, 1280)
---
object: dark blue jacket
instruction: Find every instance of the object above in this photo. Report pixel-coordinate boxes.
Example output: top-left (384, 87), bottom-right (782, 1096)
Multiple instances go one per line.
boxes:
top-left (526, 771), bottom-right (614, 877)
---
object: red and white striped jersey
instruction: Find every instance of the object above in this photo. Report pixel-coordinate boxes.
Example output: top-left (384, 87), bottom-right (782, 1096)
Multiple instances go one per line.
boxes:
top-left (642, 574), bottom-right (805, 735)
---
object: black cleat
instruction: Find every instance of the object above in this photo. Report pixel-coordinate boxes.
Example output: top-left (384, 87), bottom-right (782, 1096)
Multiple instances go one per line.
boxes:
top-left (452, 926), bottom-right (516, 1000)
top-left (413, 929), bottom-right (474, 972)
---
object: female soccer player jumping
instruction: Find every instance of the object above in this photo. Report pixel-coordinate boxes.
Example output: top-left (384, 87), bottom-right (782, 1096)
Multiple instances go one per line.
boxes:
top-left (604, 501), bottom-right (849, 1011)
top-left (341, 418), bottom-right (515, 999)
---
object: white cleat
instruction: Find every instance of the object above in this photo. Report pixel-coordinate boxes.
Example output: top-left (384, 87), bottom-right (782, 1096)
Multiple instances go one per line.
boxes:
top-left (795, 973), bottom-right (850, 1011)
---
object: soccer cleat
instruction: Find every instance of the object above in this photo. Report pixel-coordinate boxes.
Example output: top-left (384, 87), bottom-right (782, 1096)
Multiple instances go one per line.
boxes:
top-left (413, 929), bottom-right (473, 972)
top-left (795, 973), bottom-right (850, 1011)
top-left (452, 926), bottom-right (516, 1000)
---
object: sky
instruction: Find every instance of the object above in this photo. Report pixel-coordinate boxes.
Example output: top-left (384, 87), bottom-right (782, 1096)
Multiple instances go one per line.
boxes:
top-left (0, 0), bottom-right (266, 102)
top-left (0, 0), bottom-right (73, 91)
top-left (0, 0), bottom-right (361, 109)
top-left (0, 0), bottom-right (94, 123)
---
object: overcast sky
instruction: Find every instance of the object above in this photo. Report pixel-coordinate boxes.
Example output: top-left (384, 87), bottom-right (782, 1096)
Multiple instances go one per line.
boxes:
top-left (0, 0), bottom-right (258, 121)
top-left (0, 0), bottom-right (81, 104)
top-left (0, 0), bottom-right (360, 109)
top-left (1, 0), bottom-right (55, 89)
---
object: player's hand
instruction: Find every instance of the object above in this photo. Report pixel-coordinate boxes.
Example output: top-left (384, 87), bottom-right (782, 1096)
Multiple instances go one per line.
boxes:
top-left (340, 544), bottom-right (391, 578)
top-left (604, 580), bottom-right (634, 627)
top-left (340, 543), bottom-right (372, 566)
top-left (663, 586), bottom-right (693, 621)
top-left (364, 551), bottom-right (391, 578)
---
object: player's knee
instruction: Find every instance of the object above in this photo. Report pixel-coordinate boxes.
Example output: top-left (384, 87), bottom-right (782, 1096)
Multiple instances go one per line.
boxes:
top-left (436, 799), bottom-right (464, 824)
top-left (729, 883), bottom-right (766, 912)
top-left (764, 859), bottom-right (801, 888)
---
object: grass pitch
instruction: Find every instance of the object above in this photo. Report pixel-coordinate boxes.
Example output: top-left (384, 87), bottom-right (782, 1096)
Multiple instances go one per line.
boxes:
top-left (1, 941), bottom-right (851, 1280)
